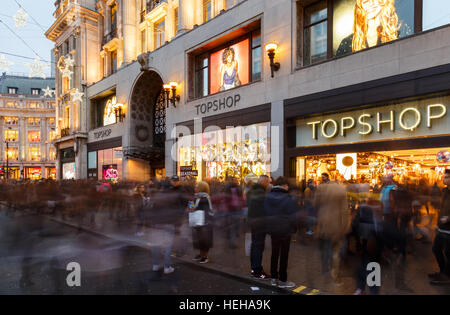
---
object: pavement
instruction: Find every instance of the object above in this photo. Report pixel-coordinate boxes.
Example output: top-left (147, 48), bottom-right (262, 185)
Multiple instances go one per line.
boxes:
top-left (37, 207), bottom-right (450, 295)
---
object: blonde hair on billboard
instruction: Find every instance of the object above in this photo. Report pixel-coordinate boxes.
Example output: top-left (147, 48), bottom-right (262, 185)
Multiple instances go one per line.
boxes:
top-left (352, 0), bottom-right (399, 52)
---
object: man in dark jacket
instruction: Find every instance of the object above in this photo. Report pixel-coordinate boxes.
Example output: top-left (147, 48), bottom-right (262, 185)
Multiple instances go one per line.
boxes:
top-left (430, 169), bottom-right (450, 285)
top-left (247, 175), bottom-right (270, 279)
top-left (264, 177), bottom-right (299, 288)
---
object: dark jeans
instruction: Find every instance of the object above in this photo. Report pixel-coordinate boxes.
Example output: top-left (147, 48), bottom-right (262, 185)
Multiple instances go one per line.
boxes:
top-left (432, 231), bottom-right (450, 276)
top-left (270, 235), bottom-right (291, 282)
top-left (250, 230), bottom-right (266, 274)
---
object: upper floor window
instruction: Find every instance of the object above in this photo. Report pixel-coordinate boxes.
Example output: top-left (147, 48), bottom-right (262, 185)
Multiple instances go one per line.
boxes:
top-left (28, 131), bottom-right (41, 143)
top-left (28, 146), bottom-right (41, 161)
top-left (49, 130), bottom-right (57, 142)
top-left (48, 118), bottom-right (56, 126)
top-left (141, 29), bottom-right (147, 53)
top-left (28, 117), bottom-right (41, 126)
top-left (4, 117), bottom-right (18, 125)
top-left (29, 102), bottom-right (39, 109)
top-left (111, 50), bottom-right (118, 74)
top-left (299, 0), bottom-right (447, 67)
top-left (8, 87), bottom-right (18, 94)
top-left (110, 3), bottom-right (118, 31)
top-left (154, 18), bottom-right (166, 49)
top-left (5, 146), bottom-right (19, 161)
top-left (191, 27), bottom-right (262, 99)
top-left (31, 88), bottom-right (41, 95)
top-left (203, 0), bottom-right (212, 22)
top-left (4, 129), bottom-right (18, 142)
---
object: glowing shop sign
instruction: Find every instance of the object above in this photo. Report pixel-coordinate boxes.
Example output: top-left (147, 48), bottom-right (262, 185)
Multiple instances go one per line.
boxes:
top-left (307, 104), bottom-right (447, 140)
top-left (103, 164), bottom-right (118, 182)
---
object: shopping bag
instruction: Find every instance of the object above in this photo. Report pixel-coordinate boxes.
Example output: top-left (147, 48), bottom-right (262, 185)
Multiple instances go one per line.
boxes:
top-left (189, 210), bottom-right (205, 227)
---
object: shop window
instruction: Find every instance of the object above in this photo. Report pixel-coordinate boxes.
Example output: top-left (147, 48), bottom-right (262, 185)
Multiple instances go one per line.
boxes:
top-left (423, 0), bottom-right (450, 31)
top-left (5, 146), bottom-right (19, 161)
top-left (4, 129), bottom-right (18, 142)
top-left (154, 18), bottom-right (166, 49)
top-left (28, 131), bottom-right (40, 143)
top-left (103, 96), bottom-right (118, 126)
top-left (4, 117), bottom-right (18, 125)
top-left (299, 0), bottom-right (429, 67)
top-left (96, 147), bottom-right (122, 182)
top-left (191, 27), bottom-right (261, 99)
top-left (28, 146), bottom-right (41, 161)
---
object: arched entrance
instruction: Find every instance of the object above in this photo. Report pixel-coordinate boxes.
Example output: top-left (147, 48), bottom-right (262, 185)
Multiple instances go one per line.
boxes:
top-left (126, 71), bottom-right (166, 178)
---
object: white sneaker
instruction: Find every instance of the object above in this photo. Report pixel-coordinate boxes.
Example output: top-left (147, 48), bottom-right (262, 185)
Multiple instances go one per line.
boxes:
top-left (164, 266), bottom-right (175, 274)
top-left (278, 281), bottom-right (296, 289)
top-left (306, 230), bottom-right (314, 236)
top-left (152, 265), bottom-right (162, 271)
top-left (270, 279), bottom-right (278, 286)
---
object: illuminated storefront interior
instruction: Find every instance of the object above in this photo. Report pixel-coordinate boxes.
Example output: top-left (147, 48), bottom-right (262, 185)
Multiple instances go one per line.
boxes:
top-left (88, 147), bottom-right (123, 183)
top-left (178, 122), bottom-right (270, 182)
top-left (297, 147), bottom-right (450, 186)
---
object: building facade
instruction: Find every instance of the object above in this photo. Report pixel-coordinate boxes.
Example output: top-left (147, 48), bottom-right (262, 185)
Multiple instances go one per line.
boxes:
top-left (47, 0), bottom-right (450, 184)
top-left (0, 74), bottom-right (56, 180)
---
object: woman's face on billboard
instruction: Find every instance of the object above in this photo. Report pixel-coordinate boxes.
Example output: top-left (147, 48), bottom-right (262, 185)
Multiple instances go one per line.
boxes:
top-left (360, 0), bottom-right (383, 21)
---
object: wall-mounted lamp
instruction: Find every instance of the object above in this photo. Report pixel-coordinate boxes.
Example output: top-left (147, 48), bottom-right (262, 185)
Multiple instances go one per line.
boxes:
top-left (265, 43), bottom-right (280, 78)
top-left (164, 82), bottom-right (180, 108)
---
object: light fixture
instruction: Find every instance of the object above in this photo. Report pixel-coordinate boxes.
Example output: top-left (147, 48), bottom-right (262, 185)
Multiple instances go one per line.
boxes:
top-left (164, 82), bottom-right (180, 108)
top-left (265, 43), bottom-right (280, 78)
top-left (111, 97), bottom-right (125, 122)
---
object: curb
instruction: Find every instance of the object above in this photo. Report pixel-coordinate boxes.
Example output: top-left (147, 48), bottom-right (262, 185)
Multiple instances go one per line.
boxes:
top-left (45, 215), bottom-right (322, 295)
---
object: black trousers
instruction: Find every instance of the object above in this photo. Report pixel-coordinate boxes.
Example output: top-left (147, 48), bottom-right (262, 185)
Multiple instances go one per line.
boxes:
top-left (432, 231), bottom-right (450, 276)
top-left (270, 235), bottom-right (291, 282)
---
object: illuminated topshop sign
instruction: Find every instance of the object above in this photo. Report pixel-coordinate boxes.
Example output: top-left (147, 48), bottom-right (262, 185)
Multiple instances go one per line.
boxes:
top-left (296, 96), bottom-right (450, 147)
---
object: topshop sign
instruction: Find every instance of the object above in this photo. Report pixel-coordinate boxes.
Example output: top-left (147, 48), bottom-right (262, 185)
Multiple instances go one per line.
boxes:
top-left (296, 96), bottom-right (450, 147)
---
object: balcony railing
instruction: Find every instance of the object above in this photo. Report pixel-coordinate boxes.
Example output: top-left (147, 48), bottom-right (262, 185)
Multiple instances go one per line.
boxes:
top-left (102, 28), bottom-right (118, 46)
top-left (60, 128), bottom-right (71, 137)
top-left (147, 0), bottom-right (165, 12)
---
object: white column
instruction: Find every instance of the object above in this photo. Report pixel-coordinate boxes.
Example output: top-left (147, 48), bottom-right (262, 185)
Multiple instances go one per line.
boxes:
top-left (177, 0), bottom-right (195, 33)
top-left (271, 101), bottom-right (284, 178)
top-left (122, 0), bottom-right (137, 65)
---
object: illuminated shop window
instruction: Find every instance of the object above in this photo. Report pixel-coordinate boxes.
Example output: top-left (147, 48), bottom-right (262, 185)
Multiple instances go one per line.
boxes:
top-left (49, 147), bottom-right (56, 160)
top-left (48, 130), bottom-right (57, 142)
top-left (5, 146), bottom-right (19, 161)
top-left (28, 131), bottom-right (41, 143)
top-left (28, 146), bottom-right (41, 161)
top-left (48, 118), bottom-right (56, 126)
top-left (178, 122), bottom-right (271, 182)
top-left (103, 96), bottom-right (118, 126)
top-left (192, 27), bottom-right (261, 98)
top-left (4, 129), bottom-right (18, 142)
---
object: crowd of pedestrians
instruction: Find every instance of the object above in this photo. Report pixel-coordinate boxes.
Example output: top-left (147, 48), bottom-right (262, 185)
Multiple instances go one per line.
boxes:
top-left (0, 169), bottom-right (449, 294)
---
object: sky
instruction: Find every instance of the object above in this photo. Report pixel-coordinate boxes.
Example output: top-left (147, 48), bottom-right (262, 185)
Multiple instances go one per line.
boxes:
top-left (0, 0), bottom-right (55, 77)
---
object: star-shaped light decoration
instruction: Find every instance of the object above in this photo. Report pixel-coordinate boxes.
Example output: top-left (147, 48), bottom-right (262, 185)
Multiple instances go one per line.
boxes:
top-left (0, 54), bottom-right (14, 72)
top-left (25, 57), bottom-right (49, 79)
top-left (64, 56), bottom-right (75, 68)
top-left (71, 89), bottom-right (84, 102)
top-left (43, 86), bottom-right (54, 98)
top-left (13, 8), bottom-right (28, 29)
top-left (60, 66), bottom-right (73, 79)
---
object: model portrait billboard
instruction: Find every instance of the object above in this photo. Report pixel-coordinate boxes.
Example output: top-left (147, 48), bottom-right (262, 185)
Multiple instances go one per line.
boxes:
top-left (333, 0), bottom-right (414, 57)
top-left (210, 39), bottom-right (249, 95)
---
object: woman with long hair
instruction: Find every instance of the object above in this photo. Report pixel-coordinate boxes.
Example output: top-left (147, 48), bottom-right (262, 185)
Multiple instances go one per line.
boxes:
top-left (336, 0), bottom-right (400, 56)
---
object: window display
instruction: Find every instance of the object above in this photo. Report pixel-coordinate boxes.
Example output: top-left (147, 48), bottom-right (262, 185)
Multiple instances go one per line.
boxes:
top-left (178, 122), bottom-right (270, 182)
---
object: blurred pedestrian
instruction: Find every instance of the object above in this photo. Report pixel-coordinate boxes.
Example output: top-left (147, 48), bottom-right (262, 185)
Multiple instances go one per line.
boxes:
top-left (264, 177), bottom-right (299, 288)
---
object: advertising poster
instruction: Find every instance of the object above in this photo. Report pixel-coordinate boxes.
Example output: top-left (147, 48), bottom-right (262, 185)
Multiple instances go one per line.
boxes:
top-left (333, 0), bottom-right (414, 56)
top-left (62, 162), bottom-right (76, 180)
top-left (210, 39), bottom-right (249, 94)
top-left (103, 164), bottom-right (119, 182)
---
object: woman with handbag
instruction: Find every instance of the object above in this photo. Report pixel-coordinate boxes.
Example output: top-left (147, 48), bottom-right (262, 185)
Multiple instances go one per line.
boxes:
top-left (189, 181), bottom-right (214, 264)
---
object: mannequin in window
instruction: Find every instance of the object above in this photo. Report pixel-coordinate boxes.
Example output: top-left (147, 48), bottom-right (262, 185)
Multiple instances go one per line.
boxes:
top-left (336, 0), bottom-right (399, 57)
top-left (219, 47), bottom-right (241, 92)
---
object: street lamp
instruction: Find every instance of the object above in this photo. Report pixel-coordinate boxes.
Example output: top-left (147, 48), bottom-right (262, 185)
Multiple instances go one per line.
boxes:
top-left (265, 43), bottom-right (280, 78)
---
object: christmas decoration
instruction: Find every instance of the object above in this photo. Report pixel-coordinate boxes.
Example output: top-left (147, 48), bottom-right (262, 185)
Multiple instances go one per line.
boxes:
top-left (71, 89), bottom-right (84, 102)
top-left (24, 57), bottom-right (48, 79)
top-left (385, 161), bottom-right (394, 169)
top-left (64, 56), bottom-right (75, 68)
top-left (437, 150), bottom-right (450, 163)
top-left (61, 67), bottom-right (73, 78)
top-left (0, 54), bottom-right (14, 72)
top-left (43, 86), bottom-right (54, 97)
top-left (13, 8), bottom-right (28, 29)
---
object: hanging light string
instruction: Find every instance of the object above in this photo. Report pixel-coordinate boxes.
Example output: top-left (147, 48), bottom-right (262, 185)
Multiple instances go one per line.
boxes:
top-left (13, 0), bottom-right (47, 33)
top-left (0, 18), bottom-right (46, 61)
top-left (0, 51), bottom-right (55, 64)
